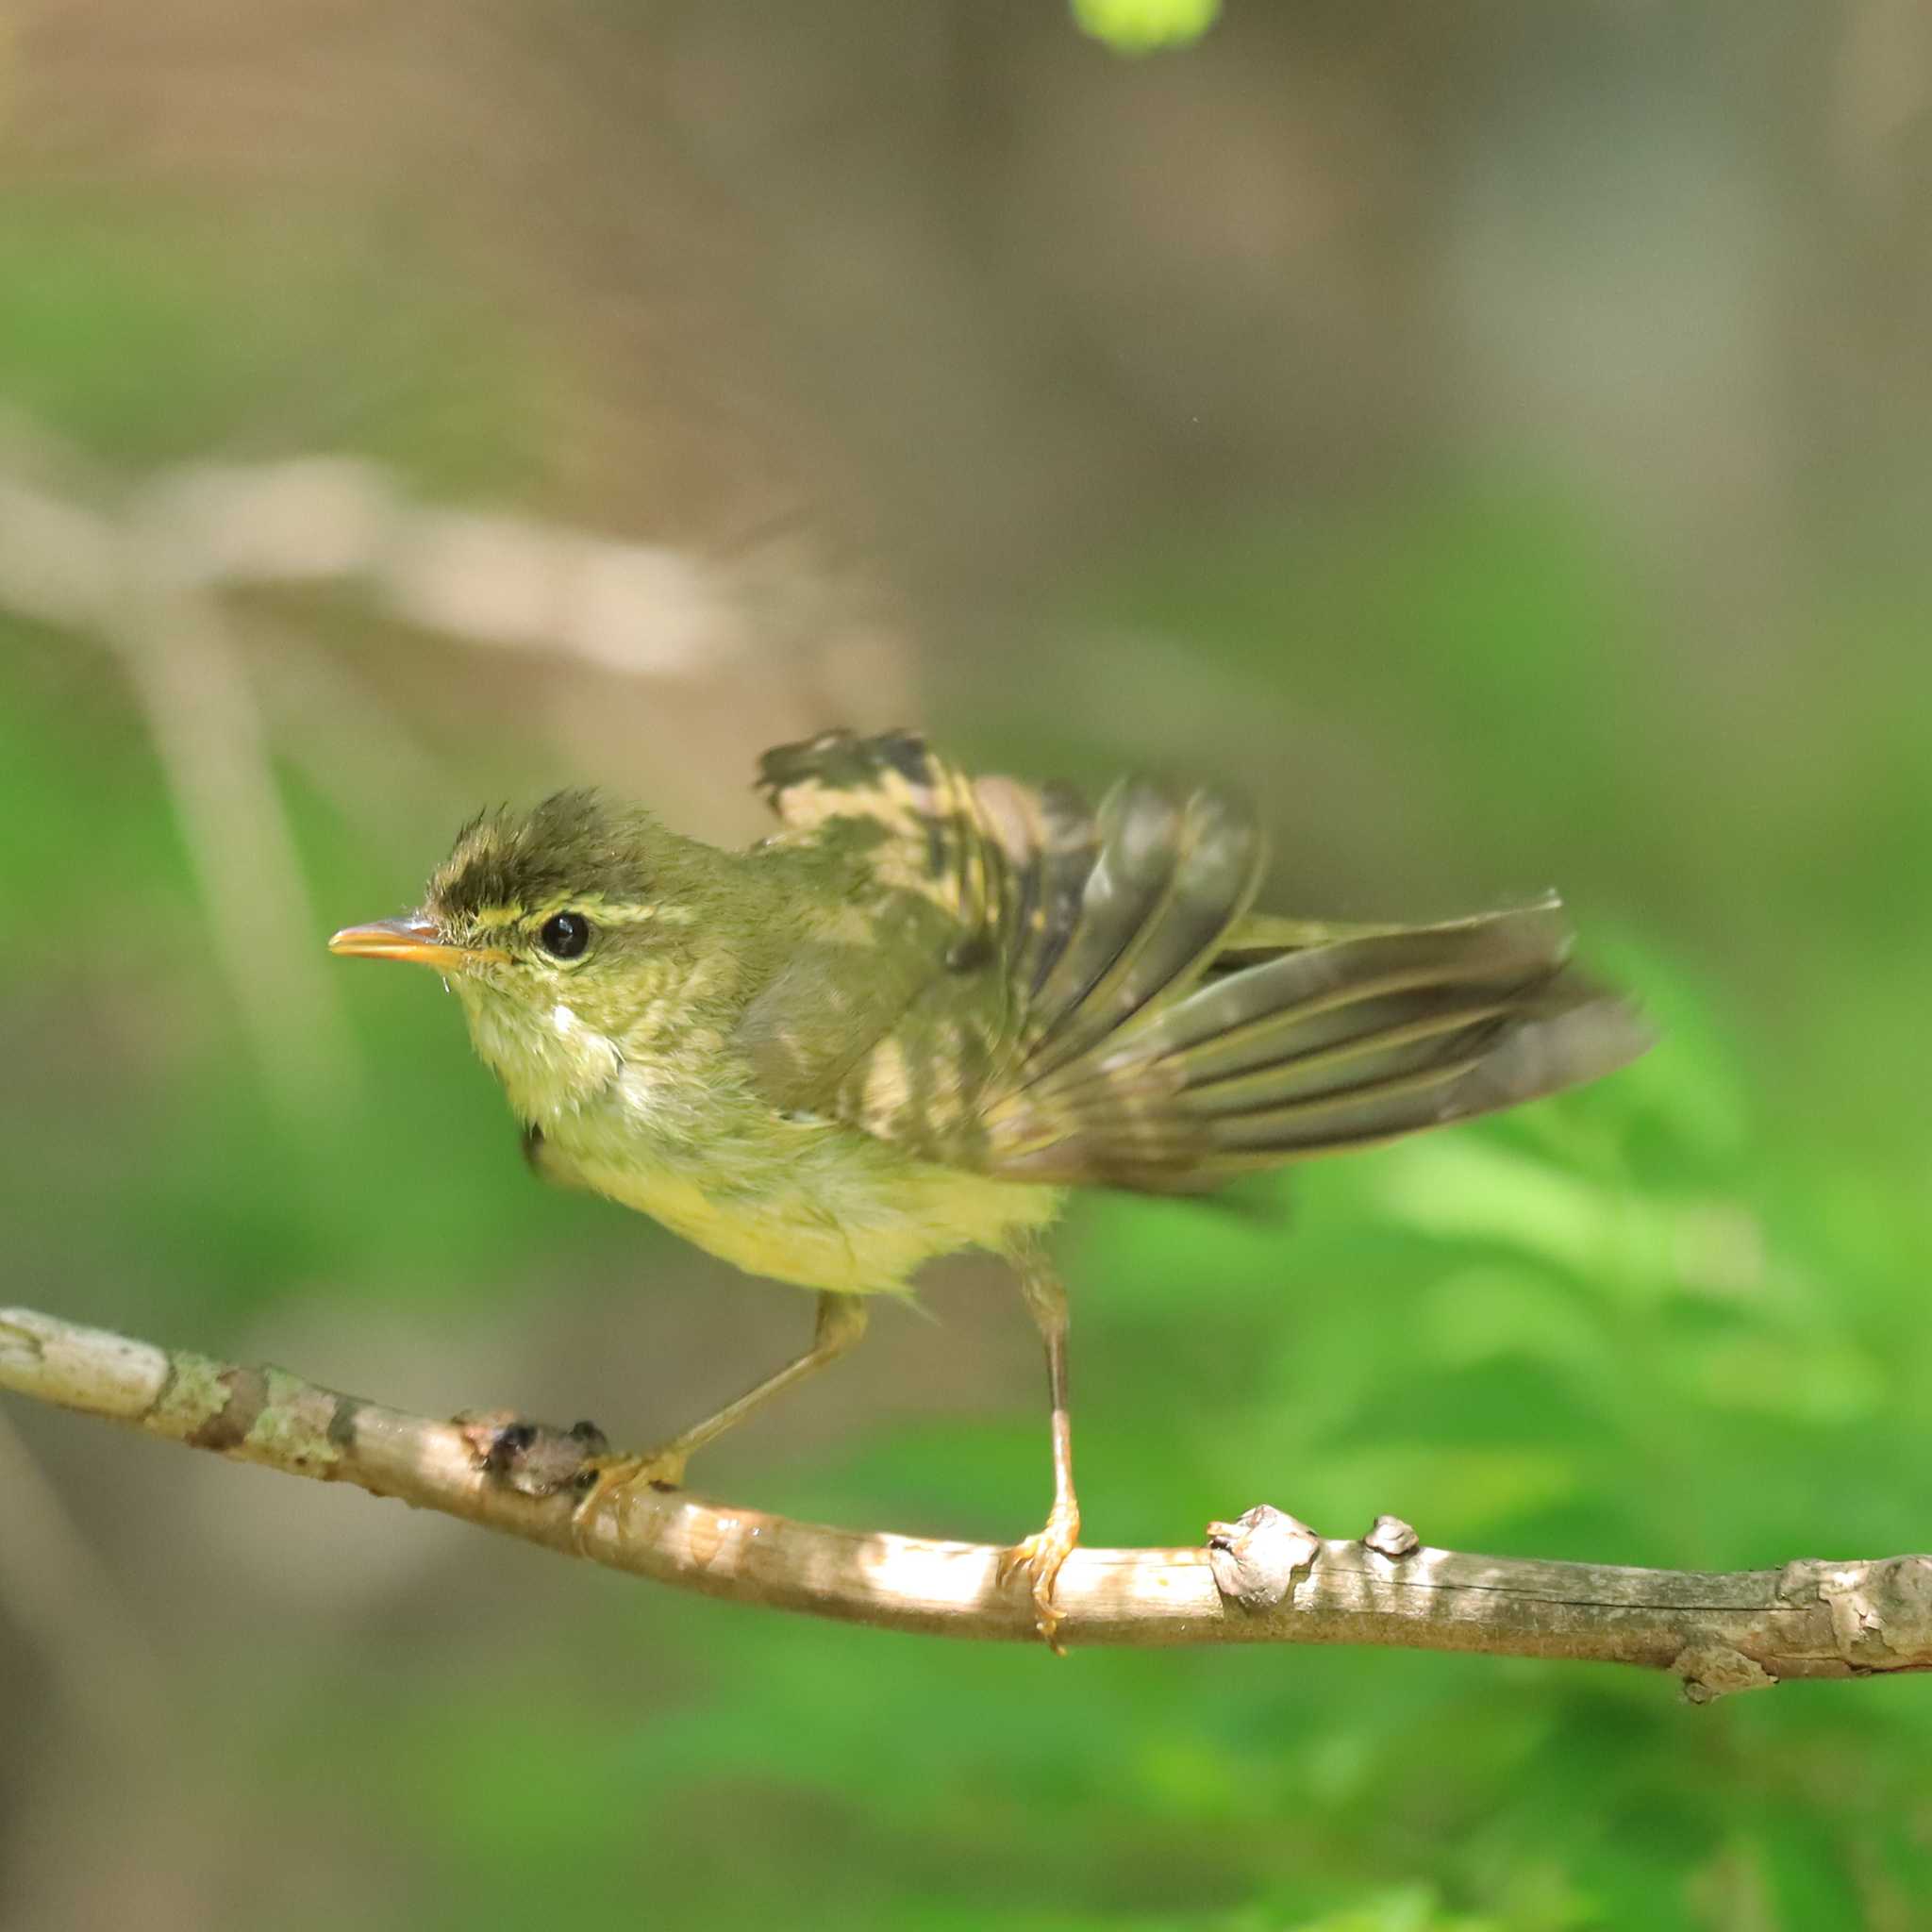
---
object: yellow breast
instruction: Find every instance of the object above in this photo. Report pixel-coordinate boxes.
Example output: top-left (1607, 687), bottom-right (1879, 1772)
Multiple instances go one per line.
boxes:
top-left (561, 1122), bottom-right (1062, 1295)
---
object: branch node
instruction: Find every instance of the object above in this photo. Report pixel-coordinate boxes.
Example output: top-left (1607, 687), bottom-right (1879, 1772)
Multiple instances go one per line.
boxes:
top-left (1205, 1505), bottom-right (1321, 1610)
top-left (1817, 1555), bottom-right (1932, 1671)
top-left (1362, 1512), bottom-right (1420, 1558)
top-left (455, 1408), bottom-right (610, 1499)
top-left (1775, 1558), bottom-right (1828, 1607)
top-left (1775, 1555), bottom-right (1932, 1671)
top-left (1672, 1640), bottom-right (1776, 1704)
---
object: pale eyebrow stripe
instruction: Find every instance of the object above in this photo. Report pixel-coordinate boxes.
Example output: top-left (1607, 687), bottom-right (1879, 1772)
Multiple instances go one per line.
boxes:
top-left (524, 892), bottom-right (661, 927)
top-left (458, 892), bottom-right (661, 935)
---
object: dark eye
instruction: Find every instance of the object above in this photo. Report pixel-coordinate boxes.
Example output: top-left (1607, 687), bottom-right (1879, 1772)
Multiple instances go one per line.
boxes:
top-left (539, 912), bottom-right (591, 959)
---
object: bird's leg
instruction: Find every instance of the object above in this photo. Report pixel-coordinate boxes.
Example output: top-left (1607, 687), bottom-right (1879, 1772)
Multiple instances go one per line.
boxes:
top-left (997, 1244), bottom-right (1081, 1649)
top-left (572, 1291), bottom-right (868, 1541)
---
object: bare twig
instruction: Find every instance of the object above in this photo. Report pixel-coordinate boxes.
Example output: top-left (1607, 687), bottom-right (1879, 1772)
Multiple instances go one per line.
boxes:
top-left (3, 1304), bottom-right (1928, 1696)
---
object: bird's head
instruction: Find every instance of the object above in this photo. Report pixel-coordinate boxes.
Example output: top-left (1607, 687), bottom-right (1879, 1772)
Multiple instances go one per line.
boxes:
top-left (330, 791), bottom-right (744, 1124)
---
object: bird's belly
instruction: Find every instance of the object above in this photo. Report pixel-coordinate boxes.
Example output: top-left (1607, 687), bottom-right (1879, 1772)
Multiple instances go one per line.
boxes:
top-left (560, 1127), bottom-right (1062, 1295)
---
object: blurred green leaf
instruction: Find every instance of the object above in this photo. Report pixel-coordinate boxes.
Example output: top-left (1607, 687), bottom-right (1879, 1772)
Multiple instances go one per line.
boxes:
top-left (1072, 0), bottom-right (1222, 57)
top-left (1286, 1890), bottom-right (1506, 1932)
top-left (0, 196), bottom-right (544, 486)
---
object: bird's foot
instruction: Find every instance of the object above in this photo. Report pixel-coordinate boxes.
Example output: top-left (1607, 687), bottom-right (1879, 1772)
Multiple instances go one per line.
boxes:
top-left (998, 1497), bottom-right (1082, 1652)
top-left (568, 1445), bottom-right (691, 1550)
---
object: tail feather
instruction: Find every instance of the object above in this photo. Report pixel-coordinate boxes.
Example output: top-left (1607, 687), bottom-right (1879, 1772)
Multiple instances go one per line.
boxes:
top-left (1178, 995), bottom-right (1518, 1108)
top-left (987, 906), bottom-right (1651, 1187)
top-left (1199, 979), bottom-right (1650, 1169)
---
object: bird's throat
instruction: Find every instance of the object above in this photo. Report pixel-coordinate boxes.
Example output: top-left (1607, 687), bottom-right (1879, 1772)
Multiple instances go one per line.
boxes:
top-left (455, 977), bottom-right (626, 1128)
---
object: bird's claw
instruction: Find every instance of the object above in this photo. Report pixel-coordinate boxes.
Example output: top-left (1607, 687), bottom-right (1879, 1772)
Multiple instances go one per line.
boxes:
top-left (569, 1446), bottom-right (690, 1550)
top-left (999, 1499), bottom-right (1082, 1652)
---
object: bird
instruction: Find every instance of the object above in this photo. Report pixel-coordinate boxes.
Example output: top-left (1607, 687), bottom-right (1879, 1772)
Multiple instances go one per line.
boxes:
top-left (329, 728), bottom-right (1650, 1642)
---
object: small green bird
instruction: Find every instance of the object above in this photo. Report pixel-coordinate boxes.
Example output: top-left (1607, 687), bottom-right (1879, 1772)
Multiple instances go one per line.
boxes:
top-left (330, 729), bottom-right (1648, 1640)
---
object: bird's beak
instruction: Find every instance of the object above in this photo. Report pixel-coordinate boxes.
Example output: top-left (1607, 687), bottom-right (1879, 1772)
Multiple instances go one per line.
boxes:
top-left (328, 915), bottom-right (503, 968)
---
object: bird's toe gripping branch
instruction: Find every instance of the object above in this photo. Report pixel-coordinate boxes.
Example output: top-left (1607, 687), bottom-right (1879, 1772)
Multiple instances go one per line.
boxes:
top-left (568, 1447), bottom-right (692, 1548)
top-left (1000, 1498), bottom-right (1084, 1650)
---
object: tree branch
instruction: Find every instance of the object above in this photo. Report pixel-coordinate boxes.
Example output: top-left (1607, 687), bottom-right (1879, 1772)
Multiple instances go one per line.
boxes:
top-left (4, 1304), bottom-right (1927, 1696)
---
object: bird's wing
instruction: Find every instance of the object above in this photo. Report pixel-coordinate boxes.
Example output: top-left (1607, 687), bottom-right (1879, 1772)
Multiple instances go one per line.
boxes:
top-left (739, 730), bottom-right (1649, 1190)
top-left (979, 904), bottom-right (1650, 1188)
top-left (738, 729), bottom-right (1097, 1144)
top-left (1212, 909), bottom-right (1414, 963)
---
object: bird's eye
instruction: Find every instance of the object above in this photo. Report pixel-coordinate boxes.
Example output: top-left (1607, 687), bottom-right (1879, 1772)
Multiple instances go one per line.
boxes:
top-left (539, 912), bottom-right (591, 959)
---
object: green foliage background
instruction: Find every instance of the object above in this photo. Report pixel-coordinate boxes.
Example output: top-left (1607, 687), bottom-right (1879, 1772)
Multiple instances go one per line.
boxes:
top-left (3, 10), bottom-right (1930, 1930)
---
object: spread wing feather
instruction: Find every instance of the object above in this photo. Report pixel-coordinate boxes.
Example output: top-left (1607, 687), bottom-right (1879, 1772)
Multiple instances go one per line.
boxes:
top-left (743, 729), bottom-right (1648, 1191)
